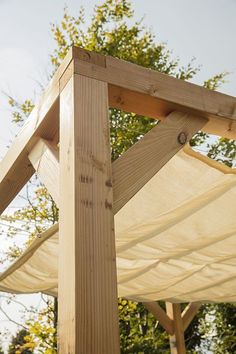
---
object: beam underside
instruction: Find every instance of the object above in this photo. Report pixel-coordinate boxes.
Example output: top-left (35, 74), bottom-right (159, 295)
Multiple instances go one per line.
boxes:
top-left (74, 54), bottom-right (236, 137)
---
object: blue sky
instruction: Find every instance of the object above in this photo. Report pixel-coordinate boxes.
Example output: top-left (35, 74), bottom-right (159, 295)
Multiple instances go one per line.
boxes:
top-left (0, 0), bottom-right (236, 349)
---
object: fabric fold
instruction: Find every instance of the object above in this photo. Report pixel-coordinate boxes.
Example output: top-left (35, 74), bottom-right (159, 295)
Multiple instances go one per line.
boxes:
top-left (1, 148), bottom-right (236, 303)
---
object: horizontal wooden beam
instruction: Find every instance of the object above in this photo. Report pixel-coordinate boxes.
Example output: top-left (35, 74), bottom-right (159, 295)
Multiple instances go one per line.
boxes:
top-left (182, 302), bottom-right (201, 332)
top-left (144, 302), bottom-right (174, 335)
top-left (108, 85), bottom-right (236, 140)
top-left (2, 46), bottom-right (236, 215)
top-left (72, 48), bottom-right (236, 138)
top-left (112, 111), bottom-right (207, 213)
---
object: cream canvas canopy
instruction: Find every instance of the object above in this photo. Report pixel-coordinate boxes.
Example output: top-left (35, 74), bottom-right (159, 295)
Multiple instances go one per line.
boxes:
top-left (1, 47), bottom-right (236, 353)
top-left (1, 146), bottom-right (236, 303)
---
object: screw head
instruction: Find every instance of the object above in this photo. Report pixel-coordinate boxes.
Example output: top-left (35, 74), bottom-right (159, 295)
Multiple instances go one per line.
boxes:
top-left (178, 132), bottom-right (187, 145)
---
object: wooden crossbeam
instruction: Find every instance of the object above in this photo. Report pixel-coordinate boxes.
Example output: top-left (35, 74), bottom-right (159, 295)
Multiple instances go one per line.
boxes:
top-left (73, 49), bottom-right (236, 138)
top-left (108, 86), bottom-right (236, 140)
top-left (182, 302), bottom-right (201, 332)
top-left (1, 46), bottom-right (236, 216)
top-left (144, 302), bottom-right (174, 335)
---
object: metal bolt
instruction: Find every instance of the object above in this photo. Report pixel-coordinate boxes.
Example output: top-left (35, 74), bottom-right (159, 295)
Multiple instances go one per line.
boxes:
top-left (178, 132), bottom-right (187, 145)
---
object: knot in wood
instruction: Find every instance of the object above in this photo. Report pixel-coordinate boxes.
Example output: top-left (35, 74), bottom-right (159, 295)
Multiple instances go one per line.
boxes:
top-left (178, 132), bottom-right (187, 145)
top-left (81, 51), bottom-right (91, 61)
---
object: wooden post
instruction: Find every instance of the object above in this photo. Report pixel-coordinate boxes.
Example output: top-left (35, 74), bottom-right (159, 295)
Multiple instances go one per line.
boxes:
top-left (166, 303), bottom-right (186, 354)
top-left (58, 74), bottom-right (120, 353)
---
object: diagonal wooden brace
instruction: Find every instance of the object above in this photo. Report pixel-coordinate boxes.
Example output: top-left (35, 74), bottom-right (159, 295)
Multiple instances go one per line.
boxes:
top-left (143, 301), bottom-right (174, 335)
top-left (29, 111), bottom-right (207, 213)
top-left (112, 111), bottom-right (207, 213)
top-left (182, 302), bottom-right (202, 332)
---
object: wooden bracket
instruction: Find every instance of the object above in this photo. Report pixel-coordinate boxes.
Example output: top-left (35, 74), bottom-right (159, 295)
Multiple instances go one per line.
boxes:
top-left (112, 111), bottom-right (207, 213)
top-left (182, 302), bottom-right (202, 332)
top-left (143, 302), bottom-right (174, 335)
top-left (28, 139), bottom-right (59, 205)
top-left (28, 111), bottom-right (207, 217)
top-left (145, 302), bottom-right (201, 354)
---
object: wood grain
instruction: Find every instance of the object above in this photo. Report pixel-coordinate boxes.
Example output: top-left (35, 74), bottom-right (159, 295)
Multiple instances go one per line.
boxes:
top-left (2, 45), bottom-right (236, 216)
top-left (58, 74), bottom-right (120, 354)
top-left (0, 51), bottom-right (70, 214)
top-left (0, 96), bottom-right (58, 215)
top-left (113, 111), bottom-right (207, 214)
top-left (108, 85), bottom-right (236, 139)
top-left (27, 112), bottom-right (207, 219)
top-left (0, 46), bottom-right (107, 216)
top-left (166, 303), bottom-right (186, 354)
top-left (73, 50), bottom-right (236, 138)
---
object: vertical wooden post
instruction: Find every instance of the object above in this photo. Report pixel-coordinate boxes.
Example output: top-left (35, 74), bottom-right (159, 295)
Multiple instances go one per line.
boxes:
top-left (58, 74), bottom-right (120, 354)
top-left (166, 303), bottom-right (186, 354)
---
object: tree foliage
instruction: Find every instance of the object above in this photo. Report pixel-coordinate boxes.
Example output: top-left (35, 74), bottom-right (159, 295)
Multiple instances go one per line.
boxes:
top-left (208, 303), bottom-right (236, 353)
top-left (1, 0), bottom-right (235, 353)
top-left (21, 302), bottom-right (57, 354)
top-left (8, 329), bottom-right (32, 354)
top-left (118, 300), bottom-right (169, 354)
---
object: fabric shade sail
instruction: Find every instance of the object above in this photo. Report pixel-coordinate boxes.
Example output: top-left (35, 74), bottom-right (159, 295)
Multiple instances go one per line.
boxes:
top-left (1, 146), bottom-right (236, 303)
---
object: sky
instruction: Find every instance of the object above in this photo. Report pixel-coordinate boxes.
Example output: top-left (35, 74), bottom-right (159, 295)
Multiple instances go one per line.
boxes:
top-left (0, 0), bottom-right (236, 350)
top-left (0, 0), bottom-right (236, 157)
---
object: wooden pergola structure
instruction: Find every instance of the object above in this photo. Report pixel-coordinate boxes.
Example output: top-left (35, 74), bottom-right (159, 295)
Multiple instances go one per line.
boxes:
top-left (1, 47), bottom-right (236, 353)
